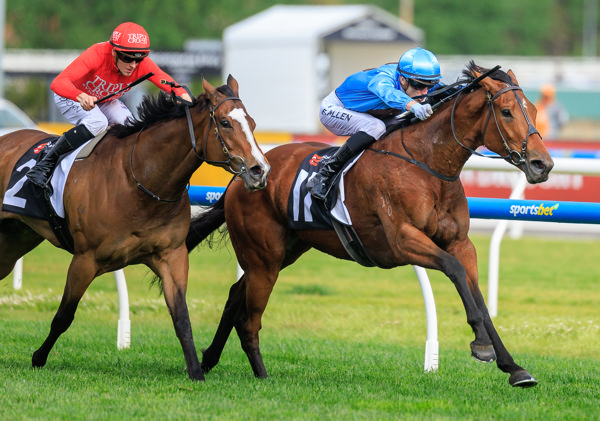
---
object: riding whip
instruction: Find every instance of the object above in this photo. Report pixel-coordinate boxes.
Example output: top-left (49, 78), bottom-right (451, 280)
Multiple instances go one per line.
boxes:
top-left (94, 72), bottom-right (154, 104)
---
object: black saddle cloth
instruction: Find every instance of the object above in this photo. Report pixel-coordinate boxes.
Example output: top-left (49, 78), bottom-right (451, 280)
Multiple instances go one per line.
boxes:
top-left (2, 137), bottom-right (58, 220)
top-left (287, 146), bottom-right (349, 230)
top-left (2, 136), bottom-right (75, 252)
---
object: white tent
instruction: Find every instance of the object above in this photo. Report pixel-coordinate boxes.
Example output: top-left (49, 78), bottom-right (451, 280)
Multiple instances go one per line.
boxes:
top-left (223, 5), bottom-right (423, 134)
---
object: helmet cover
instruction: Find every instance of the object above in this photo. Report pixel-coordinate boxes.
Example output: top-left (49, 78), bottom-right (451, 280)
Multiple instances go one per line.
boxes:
top-left (110, 22), bottom-right (150, 54)
top-left (397, 47), bottom-right (441, 82)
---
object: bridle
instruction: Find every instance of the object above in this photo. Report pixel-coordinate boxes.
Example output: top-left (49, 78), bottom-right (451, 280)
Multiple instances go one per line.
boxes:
top-left (130, 89), bottom-right (250, 203)
top-left (186, 96), bottom-right (248, 175)
top-left (450, 82), bottom-right (540, 166)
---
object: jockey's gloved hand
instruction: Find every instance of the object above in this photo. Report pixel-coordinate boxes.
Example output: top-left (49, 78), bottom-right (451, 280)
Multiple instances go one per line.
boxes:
top-left (411, 103), bottom-right (433, 120)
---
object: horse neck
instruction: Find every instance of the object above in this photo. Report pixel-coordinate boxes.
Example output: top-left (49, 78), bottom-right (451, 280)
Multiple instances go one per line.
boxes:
top-left (131, 111), bottom-right (207, 196)
top-left (386, 96), bottom-right (486, 178)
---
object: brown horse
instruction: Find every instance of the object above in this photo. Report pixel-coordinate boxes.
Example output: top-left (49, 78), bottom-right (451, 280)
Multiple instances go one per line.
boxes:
top-left (187, 63), bottom-right (554, 387)
top-left (0, 76), bottom-right (270, 381)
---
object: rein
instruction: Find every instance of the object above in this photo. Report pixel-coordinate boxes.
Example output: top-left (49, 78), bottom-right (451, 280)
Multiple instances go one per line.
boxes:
top-left (129, 128), bottom-right (187, 203)
top-left (129, 88), bottom-right (246, 203)
top-left (166, 80), bottom-right (248, 174)
top-left (369, 132), bottom-right (460, 182)
top-left (370, 66), bottom-right (539, 181)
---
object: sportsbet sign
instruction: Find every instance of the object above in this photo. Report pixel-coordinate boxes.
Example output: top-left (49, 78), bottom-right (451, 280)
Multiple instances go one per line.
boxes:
top-left (509, 203), bottom-right (560, 218)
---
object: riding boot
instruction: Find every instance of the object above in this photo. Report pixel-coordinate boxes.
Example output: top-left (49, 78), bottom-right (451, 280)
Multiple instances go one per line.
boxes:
top-left (307, 131), bottom-right (376, 201)
top-left (26, 124), bottom-right (94, 194)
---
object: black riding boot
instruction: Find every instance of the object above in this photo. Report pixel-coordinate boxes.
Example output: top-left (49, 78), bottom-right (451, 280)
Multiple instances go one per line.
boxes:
top-left (307, 131), bottom-right (376, 201)
top-left (26, 124), bottom-right (94, 194)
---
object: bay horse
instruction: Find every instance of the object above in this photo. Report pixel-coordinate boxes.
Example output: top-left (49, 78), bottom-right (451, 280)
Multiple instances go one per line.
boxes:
top-left (187, 63), bottom-right (554, 387)
top-left (0, 76), bottom-right (270, 381)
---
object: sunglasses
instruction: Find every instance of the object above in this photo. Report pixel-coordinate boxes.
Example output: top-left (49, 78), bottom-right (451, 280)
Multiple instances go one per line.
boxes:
top-left (407, 78), bottom-right (434, 91)
top-left (116, 51), bottom-right (147, 64)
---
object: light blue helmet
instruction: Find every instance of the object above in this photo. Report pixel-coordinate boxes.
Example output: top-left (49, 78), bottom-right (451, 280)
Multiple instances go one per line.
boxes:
top-left (397, 47), bottom-right (441, 82)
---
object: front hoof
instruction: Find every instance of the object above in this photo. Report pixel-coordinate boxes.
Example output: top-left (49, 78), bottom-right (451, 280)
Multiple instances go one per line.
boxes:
top-left (200, 363), bottom-right (211, 374)
top-left (509, 370), bottom-right (538, 388)
top-left (32, 350), bottom-right (48, 368)
top-left (201, 350), bottom-right (217, 374)
top-left (188, 368), bottom-right (206, 382)
top-left (470, 343), bottom-right (496, 363)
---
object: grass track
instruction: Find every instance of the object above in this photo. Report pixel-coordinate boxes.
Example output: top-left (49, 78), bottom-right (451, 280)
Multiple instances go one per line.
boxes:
top-left (1, 234), bottom-right (599, 420)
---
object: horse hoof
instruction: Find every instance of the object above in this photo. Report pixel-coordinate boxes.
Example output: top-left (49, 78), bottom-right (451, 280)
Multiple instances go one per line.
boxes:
top-left (470, 343), bottom-right (496, 363)
top-left (31, 351), bottom-right (47, 368)
top-left (189, 372), bottom-right (206, 382)
top-left (200, 362), bottom-right (212, 374)
top-left (201, 350), bottom-right (217, 374)
top-left (509, 370), bottom-right (538, 388)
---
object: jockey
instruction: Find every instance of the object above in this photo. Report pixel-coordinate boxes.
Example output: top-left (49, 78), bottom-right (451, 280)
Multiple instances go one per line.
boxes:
top-left (26, 22), bottom-right (192, 194)
top-left (307, 47), bottom-right (443, 201)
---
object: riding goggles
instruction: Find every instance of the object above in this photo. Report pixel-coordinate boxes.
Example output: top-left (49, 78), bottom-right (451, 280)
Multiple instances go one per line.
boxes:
top-left (407, 78), bottom-right (435, 91)
top-left (116, 51), bottom-right (148, 64)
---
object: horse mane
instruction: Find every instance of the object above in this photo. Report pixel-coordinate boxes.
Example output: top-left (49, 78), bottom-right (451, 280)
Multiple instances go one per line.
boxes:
top-left (109, 84), bottom-right (237, 138)
top-left (462, 60), bottom-right (515, 86)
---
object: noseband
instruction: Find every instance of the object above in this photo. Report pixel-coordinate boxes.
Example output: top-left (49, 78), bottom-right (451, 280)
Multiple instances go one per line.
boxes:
top-left (451, 83), bottom-right (540, 166)
top-left (185, 97), bottom-right (248, 176)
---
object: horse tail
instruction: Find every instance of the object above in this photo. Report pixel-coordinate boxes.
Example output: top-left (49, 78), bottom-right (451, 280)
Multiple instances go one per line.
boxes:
top-left (186, 192), bottom-right (226, 252)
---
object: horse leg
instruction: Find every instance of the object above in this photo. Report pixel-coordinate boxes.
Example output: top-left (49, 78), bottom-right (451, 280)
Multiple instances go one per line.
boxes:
top-left (32, 254), bottom-right (96, 367)
top-left (450, 238), bottom-right (537, 387)
top-left (228, 232), bottom-right (290, 378)
top-left (153, 247), bottom-right (203, 381)
top-left (0, 219), bottom-right (44, 279)
top-left (392, 226), bottom-right (533, 386)
top-left (447, 240), bottom-right (496, 363)
top-left (234, 268), bottom-right (273, 379)
top-left (201, 276), bottom-right (246, 373)
top-left (232, 235), bottom-right (312, 378)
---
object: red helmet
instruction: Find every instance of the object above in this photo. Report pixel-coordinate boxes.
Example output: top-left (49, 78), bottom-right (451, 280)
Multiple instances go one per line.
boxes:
top-left (110, 22), bottom-right (150, 54)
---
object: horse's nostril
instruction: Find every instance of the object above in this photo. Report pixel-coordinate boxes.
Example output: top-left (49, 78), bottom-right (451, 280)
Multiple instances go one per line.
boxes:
top-left (250, 165), bottom-right (263, 177)
top-left (532, 160), bottom-right (544, 170)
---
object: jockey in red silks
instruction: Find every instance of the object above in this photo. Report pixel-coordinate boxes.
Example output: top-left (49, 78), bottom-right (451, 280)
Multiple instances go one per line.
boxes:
top-left (27, 22), bottom-right (192, 194)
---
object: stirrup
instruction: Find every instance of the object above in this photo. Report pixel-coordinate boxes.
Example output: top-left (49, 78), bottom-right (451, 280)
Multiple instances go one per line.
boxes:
top-left (26, 167), bottom-right (54, 195)
top-left (307, 173), bottom-right (331, 201)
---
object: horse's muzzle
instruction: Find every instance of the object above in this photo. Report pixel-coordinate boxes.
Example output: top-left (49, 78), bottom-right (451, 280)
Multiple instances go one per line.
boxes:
top-left (522, 155), bottom-right (554, 184)
top-left (241, 162), bottom-right (271, 191)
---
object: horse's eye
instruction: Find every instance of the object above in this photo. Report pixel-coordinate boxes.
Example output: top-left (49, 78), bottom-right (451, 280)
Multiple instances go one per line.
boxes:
top-left (501, 109), bottom-right (512, 118)
top-left (220, 119), bottom-right (231, 128)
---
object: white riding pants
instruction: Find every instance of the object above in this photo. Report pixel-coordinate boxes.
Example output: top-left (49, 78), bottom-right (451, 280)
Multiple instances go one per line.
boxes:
top-left (54, 93), bottom-right (133, 136)
top-left (319, 91), bottom-right (387, 140)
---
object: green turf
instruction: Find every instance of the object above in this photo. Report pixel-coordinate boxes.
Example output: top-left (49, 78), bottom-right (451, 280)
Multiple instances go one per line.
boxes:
top-left (1, 235), bottom-right (599, 420)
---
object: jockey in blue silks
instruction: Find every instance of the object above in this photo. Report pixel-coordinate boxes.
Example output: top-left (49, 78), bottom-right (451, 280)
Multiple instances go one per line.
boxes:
top-left (307, 47), bottom-right (443, 201)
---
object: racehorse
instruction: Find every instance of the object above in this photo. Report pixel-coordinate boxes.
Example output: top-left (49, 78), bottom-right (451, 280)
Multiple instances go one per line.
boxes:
top-left (0, 76), bottom-right (270, 381)
top-left (187, 63), bottom-right (554, 387)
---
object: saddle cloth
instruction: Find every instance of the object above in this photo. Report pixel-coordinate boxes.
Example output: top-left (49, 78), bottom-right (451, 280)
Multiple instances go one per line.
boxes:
top-left (287, 146), bottom-right (362, 230)
top-left (2, 132), bottom-right (105, 220)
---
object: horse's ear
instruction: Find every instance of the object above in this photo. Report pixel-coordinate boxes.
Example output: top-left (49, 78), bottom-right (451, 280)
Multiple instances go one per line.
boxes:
top-left (202, 78), bottom-right (218, 102)
top-left (507, 69), bottom-right (519, 86)
top-left (474, 69), bottom-right (502, 93)
top-left (227, 74), bottom-right (240, 97)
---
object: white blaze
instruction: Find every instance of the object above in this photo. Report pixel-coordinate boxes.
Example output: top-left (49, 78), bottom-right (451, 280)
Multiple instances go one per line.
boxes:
top-left (228, 108), bottom-right (268, 167)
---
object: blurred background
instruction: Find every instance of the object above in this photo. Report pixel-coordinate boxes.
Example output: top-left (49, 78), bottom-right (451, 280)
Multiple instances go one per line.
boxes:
top-left (0, 0), bottom-right (600, 147)
top-left (1, 0), bottom-right (599, 140)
